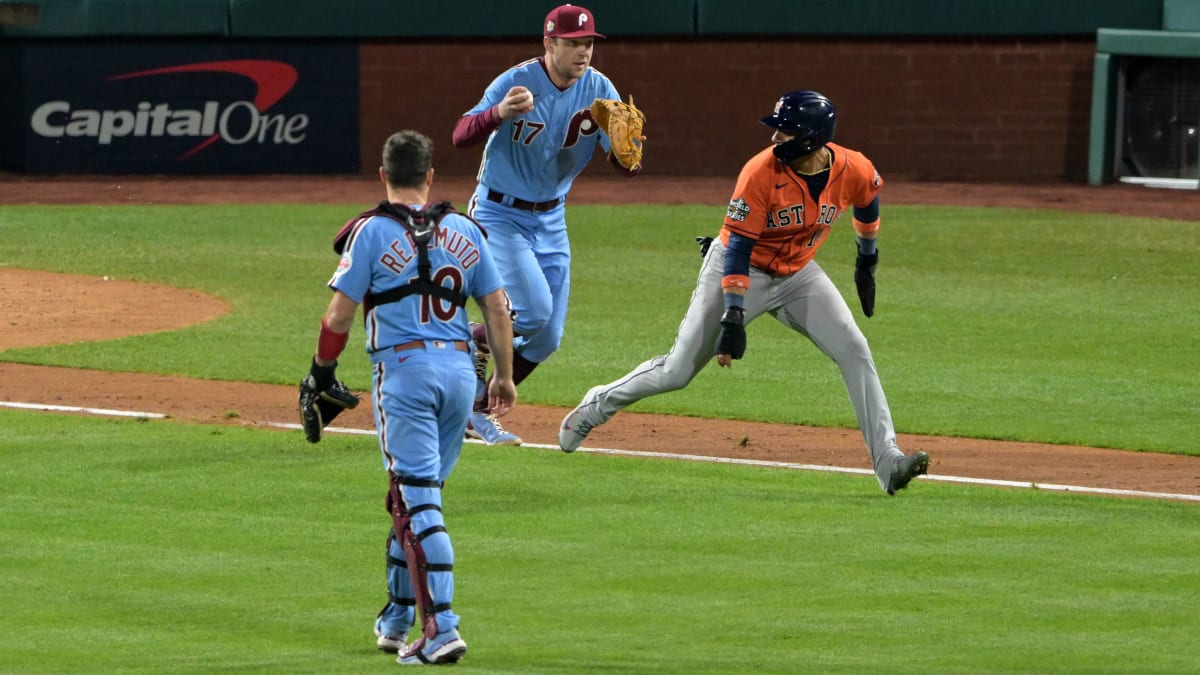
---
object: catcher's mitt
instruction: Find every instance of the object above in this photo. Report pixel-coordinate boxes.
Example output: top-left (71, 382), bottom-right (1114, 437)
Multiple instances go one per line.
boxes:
top-left (299, 359), bottom-right (360, 443)
top-left (591, 95), bottom-right (646, 170)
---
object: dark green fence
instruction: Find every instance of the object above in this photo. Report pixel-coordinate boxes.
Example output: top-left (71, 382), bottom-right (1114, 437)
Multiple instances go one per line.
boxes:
top-left (0, 0), bottom-right (1167, 38)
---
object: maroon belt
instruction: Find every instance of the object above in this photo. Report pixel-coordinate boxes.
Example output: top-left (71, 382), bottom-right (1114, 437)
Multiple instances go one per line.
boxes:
top-left (393, 340), bottom-right (469, 353)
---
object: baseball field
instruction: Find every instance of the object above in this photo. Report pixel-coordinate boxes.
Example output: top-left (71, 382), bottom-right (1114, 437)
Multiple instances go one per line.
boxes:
top-left (1, 175), bottom-right (1198, 673)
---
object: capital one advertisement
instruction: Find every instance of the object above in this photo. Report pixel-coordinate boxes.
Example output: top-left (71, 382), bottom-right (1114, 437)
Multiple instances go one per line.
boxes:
top-left (5, 43), bottom-right (358, 174)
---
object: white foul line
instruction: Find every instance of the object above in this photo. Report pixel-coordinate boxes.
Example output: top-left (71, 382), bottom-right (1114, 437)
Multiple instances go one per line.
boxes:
top-left (0, 400), bottom-right (166, 418)
top-left (3, 401), bottom-right (1196, 503)
top-left (264, 422), bottom-right (1200, 503)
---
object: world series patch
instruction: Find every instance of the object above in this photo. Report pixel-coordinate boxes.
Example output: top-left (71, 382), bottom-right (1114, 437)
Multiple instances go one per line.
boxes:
top-left (727, 197), bottom-right (749, 222)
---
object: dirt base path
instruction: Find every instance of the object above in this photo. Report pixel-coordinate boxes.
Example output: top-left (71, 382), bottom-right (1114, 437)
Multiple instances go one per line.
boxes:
top-left (4, 174), bottom-right (1200, 500)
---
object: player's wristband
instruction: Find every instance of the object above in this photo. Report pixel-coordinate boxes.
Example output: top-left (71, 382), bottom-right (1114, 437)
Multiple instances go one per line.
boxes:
top-left (722, 274), bottom-right (749, 290)
top-left (316, 318), bottom-right (349, 362)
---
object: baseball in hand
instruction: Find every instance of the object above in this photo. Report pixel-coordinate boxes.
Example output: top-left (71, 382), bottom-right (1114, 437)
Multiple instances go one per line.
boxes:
top-left (510, 87), bottom-right (534, 111)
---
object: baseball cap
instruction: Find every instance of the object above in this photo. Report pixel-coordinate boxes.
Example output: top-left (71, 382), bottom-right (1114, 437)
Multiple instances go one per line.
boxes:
top-left (543, 4), bottom-right (605, 39)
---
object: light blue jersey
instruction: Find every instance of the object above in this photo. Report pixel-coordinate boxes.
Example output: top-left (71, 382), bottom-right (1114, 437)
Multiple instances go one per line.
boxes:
top-left (329, 204), bottom-right (503, 363)
top-left (466, 57), bottom-right (619, 203)
top-left (332, 201), bottom-right (502, 641)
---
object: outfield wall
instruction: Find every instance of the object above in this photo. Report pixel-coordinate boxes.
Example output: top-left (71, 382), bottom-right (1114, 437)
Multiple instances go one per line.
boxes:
top-left (363, 38), bottom-right (1097, 182)
top-left (0, 0), bottom-right (1178, 181)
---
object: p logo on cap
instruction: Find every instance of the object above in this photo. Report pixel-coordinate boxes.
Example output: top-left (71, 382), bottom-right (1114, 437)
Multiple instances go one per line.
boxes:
top-left (543, 4), bottom-right (605, 39)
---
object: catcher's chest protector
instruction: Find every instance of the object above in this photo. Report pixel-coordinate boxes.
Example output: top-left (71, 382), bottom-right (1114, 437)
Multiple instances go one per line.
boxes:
top-left (364, 201), bottom-right (469, 309)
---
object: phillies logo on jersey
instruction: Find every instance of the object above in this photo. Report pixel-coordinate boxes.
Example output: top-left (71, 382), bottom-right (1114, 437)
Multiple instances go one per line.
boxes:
top-left (29, 60), bottom-right (305, 160)
top-left (562, 107), bottom-right (601, 147)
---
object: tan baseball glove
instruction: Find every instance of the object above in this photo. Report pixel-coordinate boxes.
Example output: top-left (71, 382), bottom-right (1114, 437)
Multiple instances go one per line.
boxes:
top-left (591, 95), bottom-right (646, 170)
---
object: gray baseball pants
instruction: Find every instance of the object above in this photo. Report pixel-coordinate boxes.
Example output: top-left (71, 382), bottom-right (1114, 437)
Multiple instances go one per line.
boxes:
top-left (590, 240), bottom-right (905, 489)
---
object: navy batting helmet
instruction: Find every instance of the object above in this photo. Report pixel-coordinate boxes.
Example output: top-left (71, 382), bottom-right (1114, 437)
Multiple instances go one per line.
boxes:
top-left (760, 90), bottom-right (837, 160)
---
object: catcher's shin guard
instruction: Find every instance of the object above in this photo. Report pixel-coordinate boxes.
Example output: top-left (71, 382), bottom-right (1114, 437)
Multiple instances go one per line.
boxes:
top-left (377, 532), bottom-right (417, 644)
top-left (387, 474), bottom-right (454, 639)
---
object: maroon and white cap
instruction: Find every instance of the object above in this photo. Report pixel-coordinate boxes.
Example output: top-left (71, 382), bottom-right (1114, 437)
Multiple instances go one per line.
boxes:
top-left (543, 4), bottom-right (605, 39)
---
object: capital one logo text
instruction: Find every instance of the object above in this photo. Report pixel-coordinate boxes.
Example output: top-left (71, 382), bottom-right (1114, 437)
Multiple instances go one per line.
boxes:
top-left (28, 59), bottom-right (306, 160)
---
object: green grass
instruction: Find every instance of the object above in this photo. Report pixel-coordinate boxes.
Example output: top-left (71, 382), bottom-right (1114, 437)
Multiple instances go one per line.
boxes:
top-left (2, 410), bottom-right (1197, 673)
top-left (1, 200), bottom-right (1198, 673)
top-left (2, 202), bottom-right (1194, 455)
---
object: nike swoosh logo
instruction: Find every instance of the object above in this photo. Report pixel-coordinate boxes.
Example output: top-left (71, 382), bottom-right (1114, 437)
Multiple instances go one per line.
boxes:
top-left (775, 183), bottom-right (787, 189)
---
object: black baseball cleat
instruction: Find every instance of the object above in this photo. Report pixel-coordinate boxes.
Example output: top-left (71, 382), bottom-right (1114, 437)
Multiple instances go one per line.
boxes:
top-left (885, 451), bottom-right (930, 495)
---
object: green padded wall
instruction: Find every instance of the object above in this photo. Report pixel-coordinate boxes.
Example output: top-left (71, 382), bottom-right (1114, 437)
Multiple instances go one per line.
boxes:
top-left (695, 0), bottom-right (1162, 36)
top-left (227, 0), bottom-right (693, 38)
top-left (2, 0), bottom-right (1174, 38)
top-left (0, 0), bottom-right (86, 36)
top-left (0, 0), bottom-right (228, 37)
top-left (1163, 0), bottom-right (1200, 32)
top-left (1096, 28), bottom-right (1200, 57)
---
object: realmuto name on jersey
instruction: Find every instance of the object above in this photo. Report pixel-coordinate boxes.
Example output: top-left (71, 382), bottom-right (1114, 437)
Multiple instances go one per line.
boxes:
top-left (29, 99), bottom-right (309, 146)
top-left (379, 227), bottom-right (483, 275)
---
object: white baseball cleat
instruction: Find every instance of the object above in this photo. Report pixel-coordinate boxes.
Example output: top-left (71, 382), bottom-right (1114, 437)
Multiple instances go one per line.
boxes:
top-left (396, 629), bottom-right (467, 666)
top-left (558, 386), bottom-right (611, 453)
top-left (466, 411), bottom-right (522, 446)
top-left (374, 618), bottom-right (408, 654)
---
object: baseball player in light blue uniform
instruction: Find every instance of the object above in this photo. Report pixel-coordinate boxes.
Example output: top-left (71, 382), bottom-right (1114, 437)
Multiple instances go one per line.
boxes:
top-left (451, 3), bottom-right (640, 445)
top-left (308, 130), bottom-right (516, 666)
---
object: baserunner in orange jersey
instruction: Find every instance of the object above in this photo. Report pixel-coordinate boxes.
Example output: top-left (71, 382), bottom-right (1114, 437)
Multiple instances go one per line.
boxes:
top-left (559, 90), bottom-right (929, 495)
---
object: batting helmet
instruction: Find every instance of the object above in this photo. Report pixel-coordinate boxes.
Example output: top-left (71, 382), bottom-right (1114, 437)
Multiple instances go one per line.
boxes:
top-left (760, 90), bottom-right (837, 160)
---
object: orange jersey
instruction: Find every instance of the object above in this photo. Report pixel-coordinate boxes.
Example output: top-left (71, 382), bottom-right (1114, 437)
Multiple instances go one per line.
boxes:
top-left (719, 142), bottom-right (883, 276)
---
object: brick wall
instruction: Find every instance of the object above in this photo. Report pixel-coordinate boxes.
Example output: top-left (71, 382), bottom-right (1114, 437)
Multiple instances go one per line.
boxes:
top-left (360, 37), bottom-right (1096, 182)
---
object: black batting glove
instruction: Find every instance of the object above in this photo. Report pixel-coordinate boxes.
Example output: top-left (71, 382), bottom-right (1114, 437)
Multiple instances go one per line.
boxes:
top-left (854, 249), bottom-right (878, 318)
top-left (717, 307), bottom-right (746, 359)
top-left (695, 236), bottom-right (714, 258)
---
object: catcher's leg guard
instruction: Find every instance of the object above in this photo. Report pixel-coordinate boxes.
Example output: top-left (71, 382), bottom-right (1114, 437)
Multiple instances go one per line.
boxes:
top-left (387, 474), bottom-right (458, 639)
top-left (375, 530), bottom-right (416, 646)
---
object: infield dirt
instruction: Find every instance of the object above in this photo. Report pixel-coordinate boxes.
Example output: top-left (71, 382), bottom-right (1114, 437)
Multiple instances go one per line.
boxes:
top-left (3, 174), bottom-right (1198, 499)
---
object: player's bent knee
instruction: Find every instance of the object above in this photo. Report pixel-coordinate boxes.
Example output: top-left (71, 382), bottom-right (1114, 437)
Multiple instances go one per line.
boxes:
top-left (843, 332), bottom-right (873, 360)
top-left (657, 361), bottom-right (699, 392)
top-left (514, 313), bottom-right (550, 339)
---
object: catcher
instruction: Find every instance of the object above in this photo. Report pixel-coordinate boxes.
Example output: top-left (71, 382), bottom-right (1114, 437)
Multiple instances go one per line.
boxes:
top-left (300, 129), bottom-right (516, 666)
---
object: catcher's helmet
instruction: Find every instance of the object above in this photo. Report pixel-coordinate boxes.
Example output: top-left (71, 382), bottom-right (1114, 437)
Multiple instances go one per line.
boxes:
top-left (760, 90), bottom-right (837, 158)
